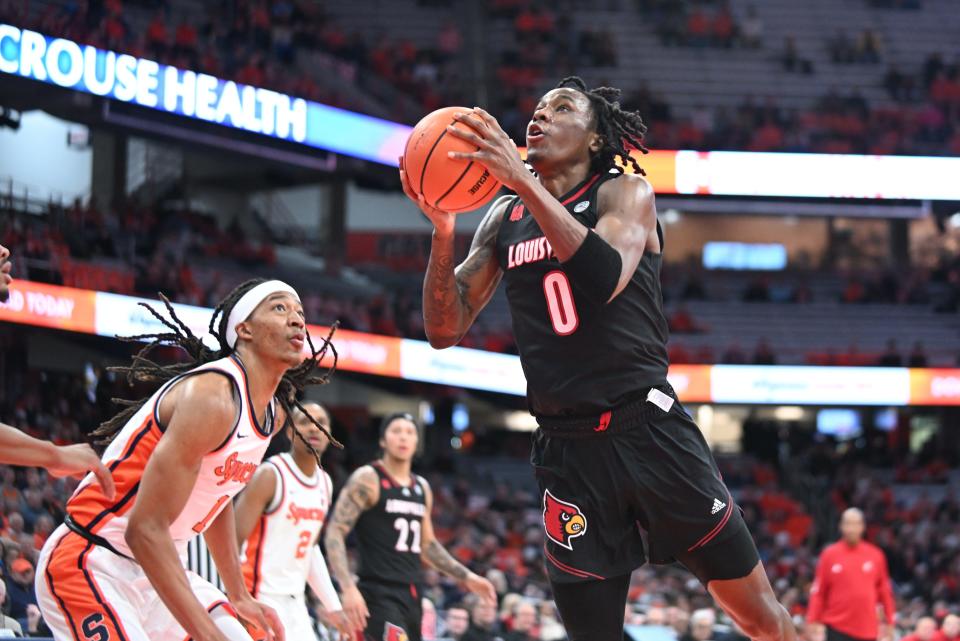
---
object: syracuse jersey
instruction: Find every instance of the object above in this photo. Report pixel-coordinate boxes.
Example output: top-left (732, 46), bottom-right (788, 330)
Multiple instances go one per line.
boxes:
top-left (65, 353), bottom-right (276, 558)
top-left (36, 353), bottom-right (277, 641)
top-left (242, 452), bottom-right (333, 597)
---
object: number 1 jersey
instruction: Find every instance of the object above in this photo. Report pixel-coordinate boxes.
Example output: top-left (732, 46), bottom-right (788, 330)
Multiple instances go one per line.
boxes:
top-left (355, 461), bottom-right (426, 585)
top-left (494, 170), bottom-right (669, 418)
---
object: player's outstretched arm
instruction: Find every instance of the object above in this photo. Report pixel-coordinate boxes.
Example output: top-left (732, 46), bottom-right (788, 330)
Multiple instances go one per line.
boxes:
top-left (234, 464), bottom-right (279, 545)
top-left (307, 546), bottom-right (352, 637)
top-left (124, 374), bottom-right (243, 641)
top-left (205, 500), bottom-right (285, 641)
top-left (421, 196), bottom-right (509, 349)
top-left (420, 479), bottom-right (497, 606)
top-left (324, 465), bottom-right (380, 631)
top-left (0, 422), bottom-right (116, 499)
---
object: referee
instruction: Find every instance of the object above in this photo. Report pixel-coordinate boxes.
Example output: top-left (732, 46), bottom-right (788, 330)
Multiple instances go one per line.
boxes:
top-left (807, 508), bottom-right (895, 641)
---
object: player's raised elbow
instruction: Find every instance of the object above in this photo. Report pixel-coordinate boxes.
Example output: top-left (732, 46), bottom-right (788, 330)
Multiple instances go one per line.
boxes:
top-left (424, 328), bottom-right (462, 350)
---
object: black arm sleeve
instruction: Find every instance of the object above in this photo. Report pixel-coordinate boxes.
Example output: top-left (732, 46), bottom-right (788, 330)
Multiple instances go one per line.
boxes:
top-left (559, 230), bottom-right (623, 304)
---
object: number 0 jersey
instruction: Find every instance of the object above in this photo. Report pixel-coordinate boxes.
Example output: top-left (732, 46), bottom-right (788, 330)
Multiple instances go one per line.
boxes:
top-left (241, 452), bottom-right (333, 597)
top-left (65, 354), bottom-right (275, 559)
top-left (494, 170), bottom-right (669, 418)
top-left (355, 461), bottom-right (426, 585)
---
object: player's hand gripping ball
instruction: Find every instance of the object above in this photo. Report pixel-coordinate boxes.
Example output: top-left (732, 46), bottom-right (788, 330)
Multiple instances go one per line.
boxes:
top-left (402, 106), bottom-right (503, 213)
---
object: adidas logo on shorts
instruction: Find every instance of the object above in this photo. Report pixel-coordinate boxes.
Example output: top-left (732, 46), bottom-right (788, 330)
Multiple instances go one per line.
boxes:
top-left (711, 498), bottom-right (727, 515)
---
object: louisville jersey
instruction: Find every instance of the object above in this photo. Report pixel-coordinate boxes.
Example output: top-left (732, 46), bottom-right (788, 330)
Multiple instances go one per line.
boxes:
top-left (355, 461), bottom-right (426, 585)
top-left (66, 354), bottom-right (275, 558)
top-left (494, 170), bottom-right (669, 417)
top-left (242, 452), bottom-right (333, 597)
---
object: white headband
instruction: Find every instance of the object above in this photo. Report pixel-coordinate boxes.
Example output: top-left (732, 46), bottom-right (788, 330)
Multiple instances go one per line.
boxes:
top-left (224, 280), bottom-right (301, 348)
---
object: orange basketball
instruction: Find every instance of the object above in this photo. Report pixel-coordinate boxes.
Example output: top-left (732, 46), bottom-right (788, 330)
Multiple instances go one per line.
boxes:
top-left (403, 106), bottom-right (503, 213)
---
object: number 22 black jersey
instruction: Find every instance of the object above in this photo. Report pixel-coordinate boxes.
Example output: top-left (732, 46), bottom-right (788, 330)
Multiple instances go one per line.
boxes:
top-left (355, 461), bottom-right (426, 585)
top-left (494, 171), bottom-right (670, 418)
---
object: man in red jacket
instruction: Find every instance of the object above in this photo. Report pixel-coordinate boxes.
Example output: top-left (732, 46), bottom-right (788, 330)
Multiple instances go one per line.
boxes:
top-left (807, 508), bottom-right (895, 641)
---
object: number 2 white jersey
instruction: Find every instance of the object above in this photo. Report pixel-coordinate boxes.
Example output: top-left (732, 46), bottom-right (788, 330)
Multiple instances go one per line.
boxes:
top-left (242, 452), bottom-right (333, 596)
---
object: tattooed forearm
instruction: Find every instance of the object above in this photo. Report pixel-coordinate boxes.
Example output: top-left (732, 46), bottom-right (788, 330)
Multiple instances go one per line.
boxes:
top-left (324, 468), bottom-right (377, 591)
top-left (324, 531), bottom-right (353, 591)
top-left (422, 200), bottom-right (506, 347)
top-left (423, 242), bottom-right (465, 341)
top-left (423, 539), bottom-right (470, 580)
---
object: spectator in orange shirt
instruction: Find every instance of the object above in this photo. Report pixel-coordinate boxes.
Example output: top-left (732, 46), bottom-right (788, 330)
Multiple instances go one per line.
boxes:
top-left (32, 514), bottom-right (54, 550)
top-left (687, 8), bottom-right (709, 46)
top-left (669, 306), bottom-right (705, 334)
top-left (713, 6), bottom-right (735, 48)
top-left (145, 10), bottom-right (168, 58)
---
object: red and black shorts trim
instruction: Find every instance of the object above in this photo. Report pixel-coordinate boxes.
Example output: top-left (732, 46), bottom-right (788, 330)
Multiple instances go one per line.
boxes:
top-left (532, 386), bottom-right (759, 585)
top-left (358, 579), bottom-right (422, 641)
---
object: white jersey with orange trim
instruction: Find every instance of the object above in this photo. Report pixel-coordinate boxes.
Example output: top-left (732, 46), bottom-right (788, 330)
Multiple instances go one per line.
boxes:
top-left (242, 452), bottom-right (333, 597)
top-left (65, 354), bottom-right (276, 559)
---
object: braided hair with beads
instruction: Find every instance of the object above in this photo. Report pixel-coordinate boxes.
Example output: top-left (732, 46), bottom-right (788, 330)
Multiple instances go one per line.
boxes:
top-left (554, 76), bottom-right (650, 176)
top-left (90, 278), bottom-right (340, 466)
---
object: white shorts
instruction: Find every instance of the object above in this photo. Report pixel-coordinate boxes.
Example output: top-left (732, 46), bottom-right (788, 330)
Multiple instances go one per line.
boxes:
top-left (36, 524), bottom-right (245, 641)
top-left (257, 592), bottom-right (318, 641)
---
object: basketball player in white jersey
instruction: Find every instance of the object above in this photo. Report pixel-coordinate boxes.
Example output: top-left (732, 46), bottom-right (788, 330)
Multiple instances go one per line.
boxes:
top-left (235, 402), bottom-right (352, 640)
top-left (0, 244), bottom-right (111, 488)
top-left (34, 279), bottom-right (336, 641)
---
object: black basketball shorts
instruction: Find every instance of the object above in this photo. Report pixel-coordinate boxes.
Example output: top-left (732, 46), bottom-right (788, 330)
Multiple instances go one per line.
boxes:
top-left (827, 626), bottom-right (877, 641)
top-left (531, 385), bottom-right (760, 586)
top-left (358, 579), bottom-right (422, 641)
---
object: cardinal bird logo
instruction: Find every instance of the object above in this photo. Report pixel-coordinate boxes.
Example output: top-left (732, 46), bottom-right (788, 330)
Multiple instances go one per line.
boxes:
top-left (543, 489), bottom-right (587, 550)
top-left (384, 622), bottom-right (409, 641)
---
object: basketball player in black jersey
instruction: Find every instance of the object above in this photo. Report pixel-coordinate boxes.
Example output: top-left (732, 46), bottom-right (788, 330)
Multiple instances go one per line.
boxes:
top-left (324, 412), bottom-right (496, 640)
top-left (399, 77), bottom-right (796, 641)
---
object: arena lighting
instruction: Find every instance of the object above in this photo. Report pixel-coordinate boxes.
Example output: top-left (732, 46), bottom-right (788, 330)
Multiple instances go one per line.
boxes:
top-left (3, 24), bottom-right (960, 200)
top-left (504, 411), bottom-right (539, 432)
top-left (2, 279), bottom-right (960, 407)
top-left (772, 406), bottom-right (806, 421)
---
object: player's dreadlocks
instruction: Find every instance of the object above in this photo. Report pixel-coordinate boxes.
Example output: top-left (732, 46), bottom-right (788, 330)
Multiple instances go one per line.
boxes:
top-left (555, 76), bottom-right (649, 175)
top-left (90, 278), bottom-right (340, 467)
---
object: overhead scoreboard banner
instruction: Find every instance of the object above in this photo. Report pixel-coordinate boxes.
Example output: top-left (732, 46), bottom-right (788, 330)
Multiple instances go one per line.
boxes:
top-left (3, 23), bottom-right (960, 200)
top-left (2, 279), bottom-right (959, 406)
top-left (0, 24), bottom-right (409, 165)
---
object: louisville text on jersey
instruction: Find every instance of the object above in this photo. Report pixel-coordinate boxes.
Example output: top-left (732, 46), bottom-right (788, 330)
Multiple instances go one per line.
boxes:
top-left (507, 235), bottom-right (556, 269)
top-left (385, 498), bottom-right (426, 517)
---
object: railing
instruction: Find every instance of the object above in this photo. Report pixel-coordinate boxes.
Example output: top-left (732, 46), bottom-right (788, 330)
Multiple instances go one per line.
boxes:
top-left (0, 177), bottom-right (85, 217)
